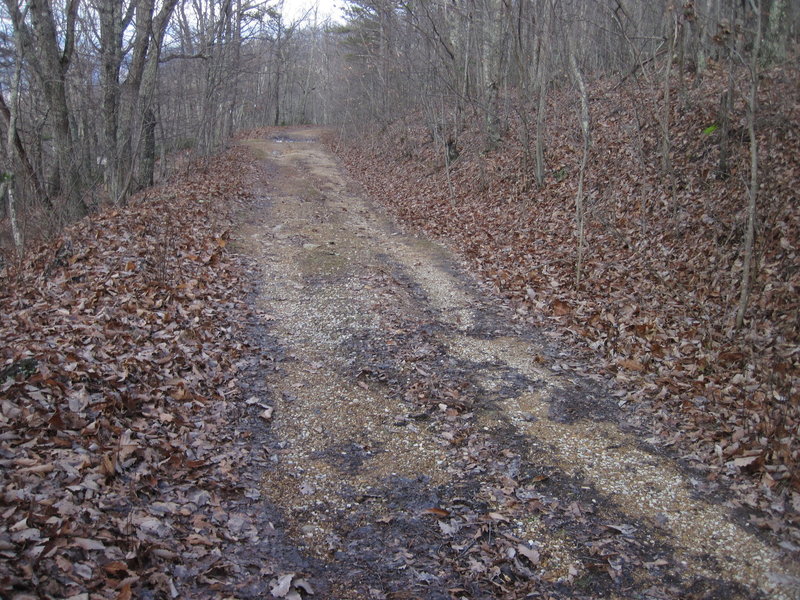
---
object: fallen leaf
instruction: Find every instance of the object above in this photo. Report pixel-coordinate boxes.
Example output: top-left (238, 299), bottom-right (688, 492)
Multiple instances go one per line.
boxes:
top-left (552, 300), bottom-right (571, 316)
top-left (73, 538), bottom-right (105, 551)
top-left (116, 584), bottom-right (132, 600)
top-left (618, 359), bottom-right (644, 372)
top-left (517, 544), bottom-right (540, 564)
top-left (293, 578), bottom-right (315, 594)
top-left (101, 453), bottom-right (116, 477)
top-left (423, 507), bottom-right (450, 518)
top-left (438, 520), bottom-right (461, 536)
top-left (645, 559), bottom-right (669, 568)
top-left (271, 573), bottom-right (295, 597)
top-left (103, 561), bottom-right (129, 575)
top-left (734, 455), bottom-right (760, 468)
top-left (605, 523), bottom-right (636, 536)
top-left (488, 512), bottom-right (509, 522)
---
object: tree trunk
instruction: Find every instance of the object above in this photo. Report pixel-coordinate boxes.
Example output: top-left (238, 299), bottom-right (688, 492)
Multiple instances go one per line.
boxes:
top-left (108, 0), bottom-right (178, 196)
top-left (3, 18), bottom-right (27, 252)
top-left (134, 0), bottom-right (179, 185)
top-left (481, 0), bottom-right (504, 148)
top-left (660, 9), bottom-right (676, 176)
top-left (535, 79), bottom-right (546, 187)
top-left (677, 14), bottom-right (686, 106)
top-left (97, 0), bottom-right (139, 204)
top-left (568, 46), bottom-right (590, 286)
top-left (533, 6), bottom-right (549, 190)
top-left (274, 15), bottom-right (284, 126)
top-left (718, 90), bottom-right (733, 177)
top-left (118, 0), bottom-right (155, 198)
top-left (718, 2), bottom-right (737, 178)
top-left (736, 0), bottom-right (763, 329)
top-left (764, 0), bottom-right (787, 64)
top-left (2, 181), bottom-right (23, 251)
top-left (0, 10), bottom-right (47, 209)
top-left (138, 107), bottom-right (156, 188)
top-left (15, 0), bottom-right (87, 216)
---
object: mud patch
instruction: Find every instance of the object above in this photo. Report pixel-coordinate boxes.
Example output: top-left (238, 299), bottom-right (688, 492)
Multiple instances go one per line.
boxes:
top-left (311, 441), bottom-right (385, 474)
top-left (546, 381), bottom-right (620, 424)
top-left (272, 135), bottom-right (317, 143)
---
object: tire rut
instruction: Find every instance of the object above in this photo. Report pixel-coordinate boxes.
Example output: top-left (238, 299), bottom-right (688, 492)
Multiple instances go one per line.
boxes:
top-left (232, 128), bottom-right (799, 600)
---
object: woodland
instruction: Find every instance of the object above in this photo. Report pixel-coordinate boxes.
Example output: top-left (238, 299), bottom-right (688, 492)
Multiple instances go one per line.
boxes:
top-left (0, 0), bottom-right (798, 598)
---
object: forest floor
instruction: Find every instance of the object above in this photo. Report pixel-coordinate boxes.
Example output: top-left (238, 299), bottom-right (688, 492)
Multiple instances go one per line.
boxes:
top-left (223, 128), bottom-right (799, 599)
top-left (1, 127), bottom-right (798, 600)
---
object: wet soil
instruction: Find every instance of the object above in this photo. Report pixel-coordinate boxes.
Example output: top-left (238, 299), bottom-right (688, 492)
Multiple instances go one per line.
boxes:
top-left (224, 127), bottom-right (799, 600)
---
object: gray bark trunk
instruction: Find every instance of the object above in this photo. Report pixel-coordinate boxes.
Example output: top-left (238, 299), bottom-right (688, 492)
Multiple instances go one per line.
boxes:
top-left (736, 0), bottom-right (763, 329)
top-left (7, 0), bottom-right (87, 216)
top-left (568, 45), bottom-right (590, 286)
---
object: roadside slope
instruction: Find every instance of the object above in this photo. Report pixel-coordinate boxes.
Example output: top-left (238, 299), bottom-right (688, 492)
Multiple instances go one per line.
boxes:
top-left (331, 65), bottom-right (800, 555)
top-left (0, 150), bottom-right (265, 598)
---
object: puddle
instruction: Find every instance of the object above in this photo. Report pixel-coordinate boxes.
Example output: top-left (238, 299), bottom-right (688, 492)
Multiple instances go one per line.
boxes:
top-left (272, 136), bottom-right (317, 143)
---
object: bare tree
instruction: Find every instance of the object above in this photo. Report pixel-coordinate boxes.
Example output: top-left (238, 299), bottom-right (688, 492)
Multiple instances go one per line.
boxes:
top-left (96, 0), bottom-right (135, 203)
top-left (735, 0), bottom-right (763, 329)
top-left (660, 4), bottom-right (676, 176)
top-left (4, 0), bottom-right (87, 216)
top-left (763, 0), bottom-right (788, 64)
top-left (1, 0), bottom-right (795, 257)
top-left (717, 1), bottom-right (737, 178)
top-left (568, 29), bottom-right (590, 287)
top-left (533, 0), bottom-right (553, 188)
top-left (1, 9), bottom-right (25, 252)
top-left (480, 0), bottom-right (504, 147)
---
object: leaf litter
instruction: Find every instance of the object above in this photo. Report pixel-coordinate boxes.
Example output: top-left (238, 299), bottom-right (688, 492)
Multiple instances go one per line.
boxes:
top-left (340, 66), bottom-right (800, 545)
top-left (334, 64), bottom-right (799, 566)
top-left (0, 148), bottom-right (301, 598)
top-left (1, 102), bottom-right (798, 598)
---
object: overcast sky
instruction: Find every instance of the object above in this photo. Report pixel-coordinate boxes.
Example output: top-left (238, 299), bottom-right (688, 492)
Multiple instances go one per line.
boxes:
top-left (281, 0), bottom-right (346, 24)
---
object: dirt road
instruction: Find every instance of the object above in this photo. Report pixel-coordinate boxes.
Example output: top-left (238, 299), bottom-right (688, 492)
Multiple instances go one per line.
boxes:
top-left (230, 128), bottom-right (799, 599)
